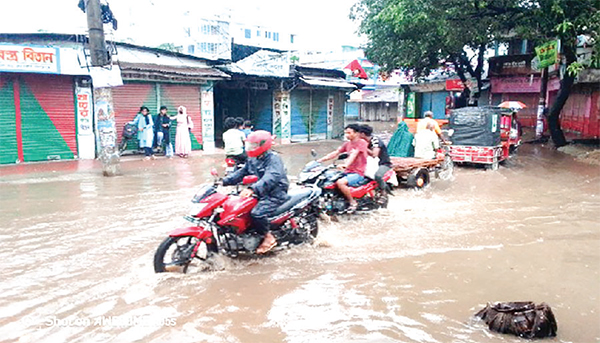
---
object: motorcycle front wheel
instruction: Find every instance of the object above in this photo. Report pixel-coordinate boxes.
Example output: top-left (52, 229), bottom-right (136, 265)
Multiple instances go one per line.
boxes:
top-left (154, 236), bottom-right (214, 273)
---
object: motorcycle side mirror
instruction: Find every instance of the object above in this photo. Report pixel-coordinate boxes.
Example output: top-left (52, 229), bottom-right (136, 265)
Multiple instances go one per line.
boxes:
top-left (338, 152), bottom-right (349, 160)
top-left (242, 175), bottom-right (258, 185)
top-left (210, 168), bottom-right (219, 177)
top-left (310, 149), bottom-right (317, 158)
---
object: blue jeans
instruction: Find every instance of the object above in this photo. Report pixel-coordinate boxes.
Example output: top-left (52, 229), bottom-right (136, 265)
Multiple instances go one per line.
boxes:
top-left (344, 173), bottom-right (364, 187)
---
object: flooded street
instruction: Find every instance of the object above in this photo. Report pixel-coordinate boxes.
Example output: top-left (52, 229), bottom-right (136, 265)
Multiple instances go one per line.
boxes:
top-left (0, 142), bottom-right (598, 343)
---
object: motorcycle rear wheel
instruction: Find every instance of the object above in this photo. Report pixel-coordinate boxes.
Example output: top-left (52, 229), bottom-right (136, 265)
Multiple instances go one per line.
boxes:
top-left (154, 236), bottom-right (213, 273)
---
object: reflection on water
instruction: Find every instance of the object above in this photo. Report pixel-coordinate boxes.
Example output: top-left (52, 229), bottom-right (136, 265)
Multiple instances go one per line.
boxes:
top-left (0, 143), bottom-right (598, 343)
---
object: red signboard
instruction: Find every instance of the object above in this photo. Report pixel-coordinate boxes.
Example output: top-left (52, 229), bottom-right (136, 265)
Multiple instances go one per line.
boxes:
top-left (446, 79), bottom-right (464, 91)
top-left (491, 76), bottom-right (561, 93)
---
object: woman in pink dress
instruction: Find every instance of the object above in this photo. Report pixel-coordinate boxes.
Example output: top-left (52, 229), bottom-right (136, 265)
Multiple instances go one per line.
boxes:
top-left (175, 106), bottom-right (193, 158)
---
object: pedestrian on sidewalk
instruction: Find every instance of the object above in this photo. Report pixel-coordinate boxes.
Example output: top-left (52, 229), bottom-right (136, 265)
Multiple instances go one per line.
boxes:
top-left (131, 106), bottom-right (155, 160)
top-left (175, 106), bottom-right (193, 158)
top-left (154, 106), bottom-right (175, 158)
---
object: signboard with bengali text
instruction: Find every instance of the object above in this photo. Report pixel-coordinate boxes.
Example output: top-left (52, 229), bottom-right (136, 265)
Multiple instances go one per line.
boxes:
top-left (76, 87), bottom-right (93, 136)
top-left (273, 91), bottom-right (291, 144)
top-left (201, 83), bottom-right (215, 152)
top-left (0, 44), bottom-right (60, 74)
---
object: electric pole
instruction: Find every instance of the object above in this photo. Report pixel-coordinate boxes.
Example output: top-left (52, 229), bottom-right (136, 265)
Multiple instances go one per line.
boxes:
top-left (86, 0), bottom-right (109, 66)
top-left (84, 0), bottom-right (120, 176)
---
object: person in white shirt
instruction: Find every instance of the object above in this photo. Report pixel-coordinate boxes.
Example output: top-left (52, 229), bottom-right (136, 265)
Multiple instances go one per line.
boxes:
top-left (222, 117), bottom-right (247, 164)
top-left (413, 122), bottom-right (440, 159)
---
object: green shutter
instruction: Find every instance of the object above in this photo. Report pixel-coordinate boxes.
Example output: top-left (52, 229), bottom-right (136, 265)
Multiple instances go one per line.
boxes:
top-left (0, 79), bottom-right (18, 164)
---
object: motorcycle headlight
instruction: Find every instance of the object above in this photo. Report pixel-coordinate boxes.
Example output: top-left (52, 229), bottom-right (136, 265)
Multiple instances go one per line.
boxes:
top-left (189, 202), bottom-right (208, 216)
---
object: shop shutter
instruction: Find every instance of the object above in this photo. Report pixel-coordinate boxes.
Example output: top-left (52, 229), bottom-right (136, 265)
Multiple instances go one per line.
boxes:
top-left (291, 89), bottom-right (311, 142)
top-left (310, 91), bottom-right (328, 141)
top-left (112, 83), bottom-right (157, 151)
top-left (160, 84), bottom-right (202, 149)
top-left (213, 87), bottom-right (245, 147)
top-left (432, 91), bottom-right (448, 119)
top-left (420, 92), bottom-right (433, 117)
top-left (0, 77), bottom-right (18, 164)
top-left (20, 75), bottom-right (76, 162)
top-left (332, 92), bottom-right (345, 139)
top-left (249, 89), bottom-right (272, 132)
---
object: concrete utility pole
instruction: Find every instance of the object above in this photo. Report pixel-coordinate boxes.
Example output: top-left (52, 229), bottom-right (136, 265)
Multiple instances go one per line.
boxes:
top-left (84, 0), bottom-right (119, 176)
top-left (536, 67), bottom-right (549, 139)
top-left (86, 0), bottom-right (109, 66)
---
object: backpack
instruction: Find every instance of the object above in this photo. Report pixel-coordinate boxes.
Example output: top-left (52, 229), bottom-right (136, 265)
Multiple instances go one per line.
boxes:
top-left (475, 301), bottom-right (557, 339)
top-left (122, 123), bottom-right (138, 139)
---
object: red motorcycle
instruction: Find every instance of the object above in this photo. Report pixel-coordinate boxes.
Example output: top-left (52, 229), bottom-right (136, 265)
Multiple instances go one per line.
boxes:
top-left (297, 152), bottom-right (395, 215)
top-left (154, 171), bottom-right (322, 273)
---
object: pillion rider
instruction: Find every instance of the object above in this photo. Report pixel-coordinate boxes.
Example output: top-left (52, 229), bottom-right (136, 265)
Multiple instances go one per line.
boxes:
top-left (358, 124), bottom-right (394, 195)
top-left (221, 130), bottom-right (289, 254)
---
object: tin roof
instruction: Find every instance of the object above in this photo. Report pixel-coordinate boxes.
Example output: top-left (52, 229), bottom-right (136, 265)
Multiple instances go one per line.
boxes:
top-left (118, 62), bottom-right (229, 83)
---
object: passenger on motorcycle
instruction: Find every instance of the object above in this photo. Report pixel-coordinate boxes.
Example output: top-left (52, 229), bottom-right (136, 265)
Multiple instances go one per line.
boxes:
top-left (358, 124), bottom-right (394, 196)
top-left (317, 124), bottom-right (368, 213)
top-left (222, 117), bottom-right (247, 166)
top-left (222, 130), bottom-right (289, 254)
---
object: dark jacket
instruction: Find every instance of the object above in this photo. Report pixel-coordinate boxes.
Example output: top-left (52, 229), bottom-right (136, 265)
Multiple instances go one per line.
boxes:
top-left (154, 114), bottom-right (171, 133)
top-left (222, 151), bottom-right (289, 203)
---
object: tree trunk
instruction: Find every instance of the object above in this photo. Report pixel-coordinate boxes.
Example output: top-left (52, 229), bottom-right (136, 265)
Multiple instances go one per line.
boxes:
top-left (547, 45), bottom-right (577, 147)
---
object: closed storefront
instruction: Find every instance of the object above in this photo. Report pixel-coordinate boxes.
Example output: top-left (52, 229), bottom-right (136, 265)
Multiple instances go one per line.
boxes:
top-left (0, 73), bottom-right (76, 164)
top-left (291, 89), bottom-right (347, 142)
top-left (290, 89), bottom-right (311, 142)
top-left (0, 77), bottom-right (17, 164)
top-left (420, 91), bottom-right (448, 119)
top-left (332, 92), bottom-right (345, 139)
top-left (112, 82), bottom-right (203, 151)
top-left (213, 83), bottom-right (273, 147)
top-left (249, 89), bottom-right (273, 133)
top-left (112, 83), bottom-right (157, 151)
top-left (159, 84), bottom-right (202, 149)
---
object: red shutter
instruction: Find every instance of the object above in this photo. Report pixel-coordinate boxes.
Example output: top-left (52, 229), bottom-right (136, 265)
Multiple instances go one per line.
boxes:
top-left (112, 83), bottom-right (157, 148)
top-left (160, 84), bottom-right (202, 147)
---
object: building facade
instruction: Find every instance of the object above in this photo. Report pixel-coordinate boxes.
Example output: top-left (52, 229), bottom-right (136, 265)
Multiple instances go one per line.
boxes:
top-left (0, 33), bottom-right (228, 165)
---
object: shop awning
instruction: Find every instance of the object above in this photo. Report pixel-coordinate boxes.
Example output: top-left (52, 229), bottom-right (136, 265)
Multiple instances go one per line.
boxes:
top-left (299, 76), bottom-right (357, 90)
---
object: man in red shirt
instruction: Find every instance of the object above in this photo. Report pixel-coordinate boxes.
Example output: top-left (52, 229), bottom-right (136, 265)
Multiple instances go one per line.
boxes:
top-left (317, 124), bottom-right (368, 213)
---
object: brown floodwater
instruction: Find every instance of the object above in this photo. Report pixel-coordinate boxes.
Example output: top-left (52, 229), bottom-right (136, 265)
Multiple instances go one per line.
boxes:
top-left (0, 142), bottom-right (598, 343)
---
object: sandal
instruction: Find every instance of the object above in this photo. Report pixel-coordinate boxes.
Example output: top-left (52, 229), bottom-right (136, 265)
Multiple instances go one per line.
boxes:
top-left (256, 240), bottom-right (277, 254)
top-left (346, 203), bottom-right (358, 214)
top-left (256, 233), bottom-right (277, 254)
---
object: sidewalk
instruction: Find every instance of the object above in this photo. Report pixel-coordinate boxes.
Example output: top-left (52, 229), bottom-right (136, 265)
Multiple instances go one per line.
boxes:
top-left (0, 139), bottom-right (344, 179)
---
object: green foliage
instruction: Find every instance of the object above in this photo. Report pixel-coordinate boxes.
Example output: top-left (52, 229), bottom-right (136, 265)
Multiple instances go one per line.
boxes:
top-left (567, 62), bottom-right (584, 76)
top-left (352, 0), bottom-right (599, 77)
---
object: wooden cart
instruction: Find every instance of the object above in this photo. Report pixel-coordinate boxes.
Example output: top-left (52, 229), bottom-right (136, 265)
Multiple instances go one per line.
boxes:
top-left (390, 153), bottom-right (453, 189)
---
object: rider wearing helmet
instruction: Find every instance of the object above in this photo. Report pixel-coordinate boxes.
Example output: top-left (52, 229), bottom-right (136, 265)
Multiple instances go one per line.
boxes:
top-left (222, 130), bottom-right (289, 254)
